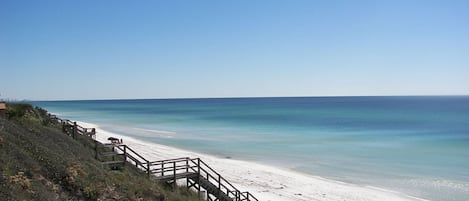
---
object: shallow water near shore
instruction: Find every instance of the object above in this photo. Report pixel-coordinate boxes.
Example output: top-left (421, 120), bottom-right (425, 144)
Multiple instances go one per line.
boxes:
top-left (34, 96), bottom-right (469, 201)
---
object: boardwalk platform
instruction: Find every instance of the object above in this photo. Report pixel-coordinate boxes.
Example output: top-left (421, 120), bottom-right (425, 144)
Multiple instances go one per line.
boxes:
top-left (157, 172), bottom-right (198, 182)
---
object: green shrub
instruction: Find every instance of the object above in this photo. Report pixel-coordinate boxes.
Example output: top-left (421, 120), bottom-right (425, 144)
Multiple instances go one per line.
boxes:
top-left (5, 103), bottom-right (32, 120)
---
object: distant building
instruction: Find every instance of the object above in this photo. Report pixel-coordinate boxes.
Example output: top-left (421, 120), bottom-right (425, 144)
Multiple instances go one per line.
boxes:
top-left (0, 102), bottom-right (5, 119)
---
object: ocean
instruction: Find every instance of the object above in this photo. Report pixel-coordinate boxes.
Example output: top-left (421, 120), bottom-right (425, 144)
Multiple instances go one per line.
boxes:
top-left (33, 96), bottom-right (469, 201)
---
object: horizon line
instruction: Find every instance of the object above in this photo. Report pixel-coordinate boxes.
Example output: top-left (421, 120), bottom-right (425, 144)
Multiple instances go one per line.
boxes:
top-left (25, 94), bottom-right (469, 102)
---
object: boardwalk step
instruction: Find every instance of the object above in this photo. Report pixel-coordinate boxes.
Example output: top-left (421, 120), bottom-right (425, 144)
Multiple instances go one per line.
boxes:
top-left (156, 172), bottom-right (198, 182)
top-left (100, 152), bottom-right (122, 157)
top-left (197, 177), bottom-right (233, 201)
top-left (156, 172), bottom-right (233, 201)
top-left (100, 143), bottom-right (117, 148)
top-left (102, 161), bottom-right (125, 166)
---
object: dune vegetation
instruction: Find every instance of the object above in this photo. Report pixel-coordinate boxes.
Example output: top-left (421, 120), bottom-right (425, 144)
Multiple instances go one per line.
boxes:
top-left (0, 103), bottom-right (200, 201)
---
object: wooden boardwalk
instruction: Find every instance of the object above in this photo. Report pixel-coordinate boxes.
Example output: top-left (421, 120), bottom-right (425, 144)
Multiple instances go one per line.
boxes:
top-left (49, 114), bottom-right (258, 201)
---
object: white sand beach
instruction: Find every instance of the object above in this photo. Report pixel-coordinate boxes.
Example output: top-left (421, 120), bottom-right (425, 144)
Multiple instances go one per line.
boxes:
top-left (79, 121), bottom-right (428, 201)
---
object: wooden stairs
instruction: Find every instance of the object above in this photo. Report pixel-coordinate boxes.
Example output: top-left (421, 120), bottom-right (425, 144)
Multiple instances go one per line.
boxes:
top-left (95, 144), bottom-right (258, 201)
top-left (53, 115), bottom-right (258, 201)
top-left (95, 143), bottom-right (126, 169)
top-left (150, 157), bottom-right (257, 201)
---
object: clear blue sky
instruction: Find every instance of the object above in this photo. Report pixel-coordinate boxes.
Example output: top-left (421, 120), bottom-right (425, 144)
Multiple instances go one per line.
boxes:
top-left (1, 0), bottom-right (468, 100)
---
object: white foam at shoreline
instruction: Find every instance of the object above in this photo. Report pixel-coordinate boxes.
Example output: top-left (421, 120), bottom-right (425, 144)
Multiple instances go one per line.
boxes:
top-left (78, 120), bottom-right (429, 201)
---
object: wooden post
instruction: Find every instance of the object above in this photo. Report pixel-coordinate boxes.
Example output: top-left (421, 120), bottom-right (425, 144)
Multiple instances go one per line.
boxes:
top-left (186, 158), bottom-right (189, 188)
top-left (94, 140), bottom-right (98, 160)
top-left (173, 161), bottom-right (177, 189)
top-left (218, 173), bottom-right (221, 200)
top-left (161, 162), bottom-right (164, 177)
top-left (198, 159), bottom-right (201, 199)
top-left (112, 145), bottom-right (115, 161)
top-left (73, 122), bottom-right (77, 140)
top-left (147, 160), bottom-right (150, 177)
top-left (123, 146), bottom-right (127, 166)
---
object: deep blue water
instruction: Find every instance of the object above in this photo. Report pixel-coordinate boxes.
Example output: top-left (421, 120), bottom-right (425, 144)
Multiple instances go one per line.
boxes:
top-left (33, 96), bottom-right (469, 201)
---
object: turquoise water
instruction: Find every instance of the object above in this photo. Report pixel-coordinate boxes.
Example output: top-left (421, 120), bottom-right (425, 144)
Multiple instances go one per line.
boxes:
top-left (34, 96), bottom-right (469, 201)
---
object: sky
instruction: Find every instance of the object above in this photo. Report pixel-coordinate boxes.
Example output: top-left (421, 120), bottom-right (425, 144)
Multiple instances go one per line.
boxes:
top-left (1, 0), bottom-right (468, 100)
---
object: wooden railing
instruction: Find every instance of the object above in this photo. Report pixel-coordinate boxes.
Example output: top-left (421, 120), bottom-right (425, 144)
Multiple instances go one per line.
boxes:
top-left (49, 114), bottom-right (96, 139)
top-left (48, 114), bottom-right (258, 201)
top-left (149, 157), bottom-right (258, 201)
top-left (114, 144), bottom-right (150, 175)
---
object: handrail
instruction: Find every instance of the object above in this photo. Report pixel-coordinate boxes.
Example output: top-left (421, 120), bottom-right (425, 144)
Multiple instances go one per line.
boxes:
top-left (116, 145), bottom-right (148, 164)
top-left (191, 159), bottom-right (237, 191)
top-left (149, 157), bottom-right (258, 201)
top-left (57, 118), bottom-right (95, 137)
top-left (150, 157), bottom-right (190, 165)
top-left (126, 154), bottom-right (148, 170)
top-left (114, 145), bottom-right (150, 173)
top-left (196, 159), bottom-right (239, 192)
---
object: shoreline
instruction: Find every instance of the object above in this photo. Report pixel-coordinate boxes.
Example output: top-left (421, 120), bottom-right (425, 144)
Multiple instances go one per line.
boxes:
top-left (78, 120), bottom-right (428, 201)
